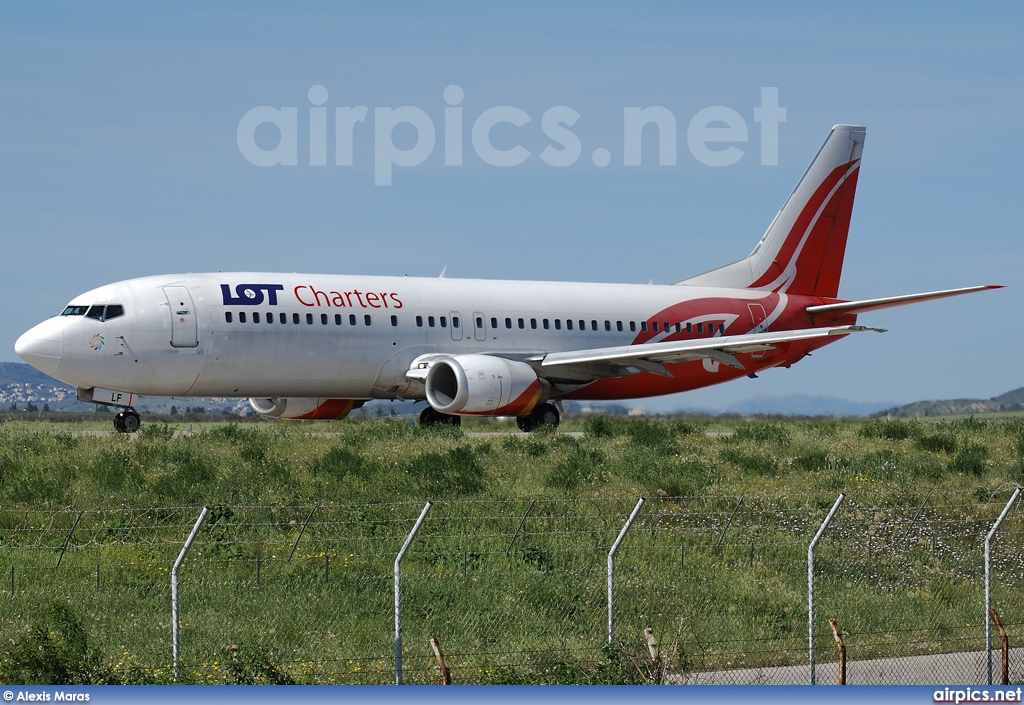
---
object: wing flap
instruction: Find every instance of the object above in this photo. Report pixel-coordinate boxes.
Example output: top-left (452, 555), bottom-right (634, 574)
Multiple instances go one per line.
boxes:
top-left (533, 325), bottom-right (882, 374)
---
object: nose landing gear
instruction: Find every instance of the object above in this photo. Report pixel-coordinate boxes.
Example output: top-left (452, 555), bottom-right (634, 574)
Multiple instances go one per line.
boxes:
top-left (113, 409), bottom-right (141, 434)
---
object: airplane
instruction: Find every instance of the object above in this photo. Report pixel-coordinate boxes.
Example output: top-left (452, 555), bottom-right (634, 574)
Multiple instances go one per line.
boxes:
top-left (15, 125), bottom-right (1001, 433)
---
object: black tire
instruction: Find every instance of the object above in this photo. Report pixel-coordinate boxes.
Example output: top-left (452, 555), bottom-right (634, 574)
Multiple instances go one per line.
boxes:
top-left (419, 407), bottom-right (461, 427)
top-left (113, 413), bottom-right (126, 433)
top-left (516, 415), bottom-right (538, 432)
top-left (517, 403), bottom-right (560, 433)
top-left (122, 411), bottom-right (141, 433)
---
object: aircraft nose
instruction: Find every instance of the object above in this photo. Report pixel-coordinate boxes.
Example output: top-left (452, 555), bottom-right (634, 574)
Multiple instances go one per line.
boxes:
top-left (15, 322), bottom-right (64, 376)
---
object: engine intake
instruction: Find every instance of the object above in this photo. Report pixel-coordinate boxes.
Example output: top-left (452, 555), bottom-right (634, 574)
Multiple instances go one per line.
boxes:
top-left (425, 354), bottom-right (549, 415)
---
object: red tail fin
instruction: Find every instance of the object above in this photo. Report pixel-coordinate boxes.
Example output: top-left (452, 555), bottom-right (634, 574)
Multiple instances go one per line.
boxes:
top-left (680, 125), bottom-right (865, 298)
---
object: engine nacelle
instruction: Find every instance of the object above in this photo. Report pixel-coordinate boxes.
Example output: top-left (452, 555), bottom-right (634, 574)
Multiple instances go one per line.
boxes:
top-left (248, 397), bottom-right (361, 420)
top-left (425, 354), bottom-right (550, 415)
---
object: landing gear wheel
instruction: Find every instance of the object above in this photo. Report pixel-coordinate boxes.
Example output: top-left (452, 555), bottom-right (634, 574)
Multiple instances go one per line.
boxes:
top-left (517, 402), bottom-right (560, 433)
top-left (114, 410), bottom-right (141, 434)
top-left (418, 406), bottom-right (461, 428)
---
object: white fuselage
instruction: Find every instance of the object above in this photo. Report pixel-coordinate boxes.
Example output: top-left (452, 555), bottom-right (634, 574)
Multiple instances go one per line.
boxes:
top-left (16, 272), bottom-right (809, 403)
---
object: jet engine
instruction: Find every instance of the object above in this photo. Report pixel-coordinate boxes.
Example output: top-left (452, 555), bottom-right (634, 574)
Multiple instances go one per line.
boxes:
top-left (248, 397), bottom-right (361, 420)
top-left (424, 354), bottom-right (550, 415)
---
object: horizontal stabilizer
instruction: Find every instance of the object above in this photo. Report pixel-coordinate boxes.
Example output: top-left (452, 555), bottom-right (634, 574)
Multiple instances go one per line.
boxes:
top-left (806, 285), bottom-right (1003, 317)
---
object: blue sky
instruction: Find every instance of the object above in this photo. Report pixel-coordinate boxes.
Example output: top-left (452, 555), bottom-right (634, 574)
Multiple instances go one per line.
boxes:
top-left (2, 2), bottom-right (1021, 410)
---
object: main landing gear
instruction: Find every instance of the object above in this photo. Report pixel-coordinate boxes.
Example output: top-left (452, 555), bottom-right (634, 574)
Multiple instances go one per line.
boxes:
top-left (516, 402), bottom-right (560, 433)
top-left (419, 406), bottom-right (462, 428)
top-left (113, 409), bottom-right (141, 434)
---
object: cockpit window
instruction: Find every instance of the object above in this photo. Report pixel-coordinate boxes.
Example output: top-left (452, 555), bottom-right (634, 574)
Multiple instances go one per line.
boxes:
top-left (81, 304), bottom-right (126, 322)
top-left (61, 305), bottom-right (89, 316)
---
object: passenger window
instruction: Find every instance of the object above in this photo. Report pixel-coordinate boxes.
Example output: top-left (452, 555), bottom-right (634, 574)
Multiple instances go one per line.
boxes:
top-left (491, 317), bottom-right (498, 329)
top-left (440, 316), bottom-right (447, 328)
top-left (265, 312), bottom-right (273, 324)
top-left (590, 320), bottom-right (597, 331)
top-left (334, 314), bottom-right (342, 325)
top-left (505, 317), bottom-right (512, 329)
top-left (555, 319), bottom-right (562, 330)
top-left (531, 319), bottom-right (537, 329)
top-left (579, 320), bottom-right (585, 330)
top-left (476, 316), bottom-right (483, 329)
top-left (365, 314), bottom-right (372, 326)
top-left (105, 305), bottom-right (124, 320)
top-left (653, 322), bottom-right (659, 332)
top-left (687, 322), bottom-right (692, 333)
top-left (428, 316), bottom-right (435, 327)
top-left (719, 323), bottom-right (726, 334)
top-left (306, 313), bottom-right (313, 324)
top-left (675, 323), bottom-right (681, 333)
top-left (86, 306), bottom-right (104, 320)
top-left (543, 319), bottom-right (549, 330)
top-left (321, 314), bottom-right (328, 325)
top-left (604, 320), bottom-right (611, 331)
top-left (663, 322), bottom-right (670, 332)
top-left (518, 318), bottom-right (525, 329)
top-left (416, 315), bottom-right (423, 327)
top-left (629, 321), bottom-right (636, 332)
top-left (225, 312), bottom-right (233, 323)
top-left (349, 314), bottom-right (357, 325)
top-left (281, 313), bottom-right (288, 324)
top-left (616, 321), bottom-right (623, 332)
top-left (253, 312), bottom-right (260, 323)
top-left (240, 312), bottom-right (247, 324)
top-left (391, 315), bottom-right (398, 327)
top-left (566, 319), bottom-right (573, 330)
top-left (641, 321), bottom-right (648, 332)
top-left (697, 323), bottom-right (704, 333)
top-left (452, 316), bottom-right (459, 328)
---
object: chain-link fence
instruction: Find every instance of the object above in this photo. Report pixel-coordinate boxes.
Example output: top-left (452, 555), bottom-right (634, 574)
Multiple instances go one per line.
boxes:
top-left (1, 489), bottom-right (1020, 684)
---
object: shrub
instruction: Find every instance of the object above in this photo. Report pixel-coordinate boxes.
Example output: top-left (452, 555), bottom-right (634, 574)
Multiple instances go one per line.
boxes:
top-left (410, 446), bottom-right (485, 496)
top-left (311, 446), bottom-right (372, 480)
top-left (859, 419), bottom-right (921, 441)
top-left (720, 447), bottom-right (778, 477)
top-left (950, 442), bottom-right (990, 476)
top-left (732, 421), bottom-right (790, 446)
top-left (584, 416), bottom-right (622, 438)
top-left (546, 445), bottom-right (606, 490)
top-left (0, 601), bottom-right (99, 684)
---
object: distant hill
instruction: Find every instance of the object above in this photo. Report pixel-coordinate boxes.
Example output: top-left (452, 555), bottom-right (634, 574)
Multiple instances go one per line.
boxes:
top-left (723, 394), bottom-right (894, 417)
top-left (875, 387), bottom-right (1024, 418)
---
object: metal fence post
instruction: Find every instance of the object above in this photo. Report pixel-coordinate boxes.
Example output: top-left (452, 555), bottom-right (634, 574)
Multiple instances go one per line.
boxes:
top-left (395, 501), bottom-right (432, 685)
top-left (808, 493), bottom-right (844, 685)
top-left (172, 506), bottom-right (210, 682)
top-left (608, 498), bottom-right (645, 646)
top-left (985, 487), bottom-right (1020, 685)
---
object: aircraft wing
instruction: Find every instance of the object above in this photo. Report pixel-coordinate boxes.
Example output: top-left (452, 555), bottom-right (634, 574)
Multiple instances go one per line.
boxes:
top-left (806, 285), bottom-right (1002, 317)
top-left (526, 325), bottom-right (883, 378)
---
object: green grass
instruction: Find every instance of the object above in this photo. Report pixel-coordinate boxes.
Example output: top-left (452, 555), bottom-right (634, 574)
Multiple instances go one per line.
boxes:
top-left (0, 416), bottom-right (1022, 684)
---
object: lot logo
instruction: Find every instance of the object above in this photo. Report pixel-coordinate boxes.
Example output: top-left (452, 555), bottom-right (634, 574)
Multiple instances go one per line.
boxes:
top-left (220, 284), bottom-right (285, 306)
top-left (89, 334), bottom-right (104, 350)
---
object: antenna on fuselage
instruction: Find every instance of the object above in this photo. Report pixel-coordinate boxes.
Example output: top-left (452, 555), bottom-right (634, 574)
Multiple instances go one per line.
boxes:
top-left (439, 266), bottom-right (448, 278)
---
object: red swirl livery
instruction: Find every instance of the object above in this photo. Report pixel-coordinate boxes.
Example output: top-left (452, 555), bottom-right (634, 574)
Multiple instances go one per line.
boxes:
top-left (15, 125), bottom-right (1001, 433)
